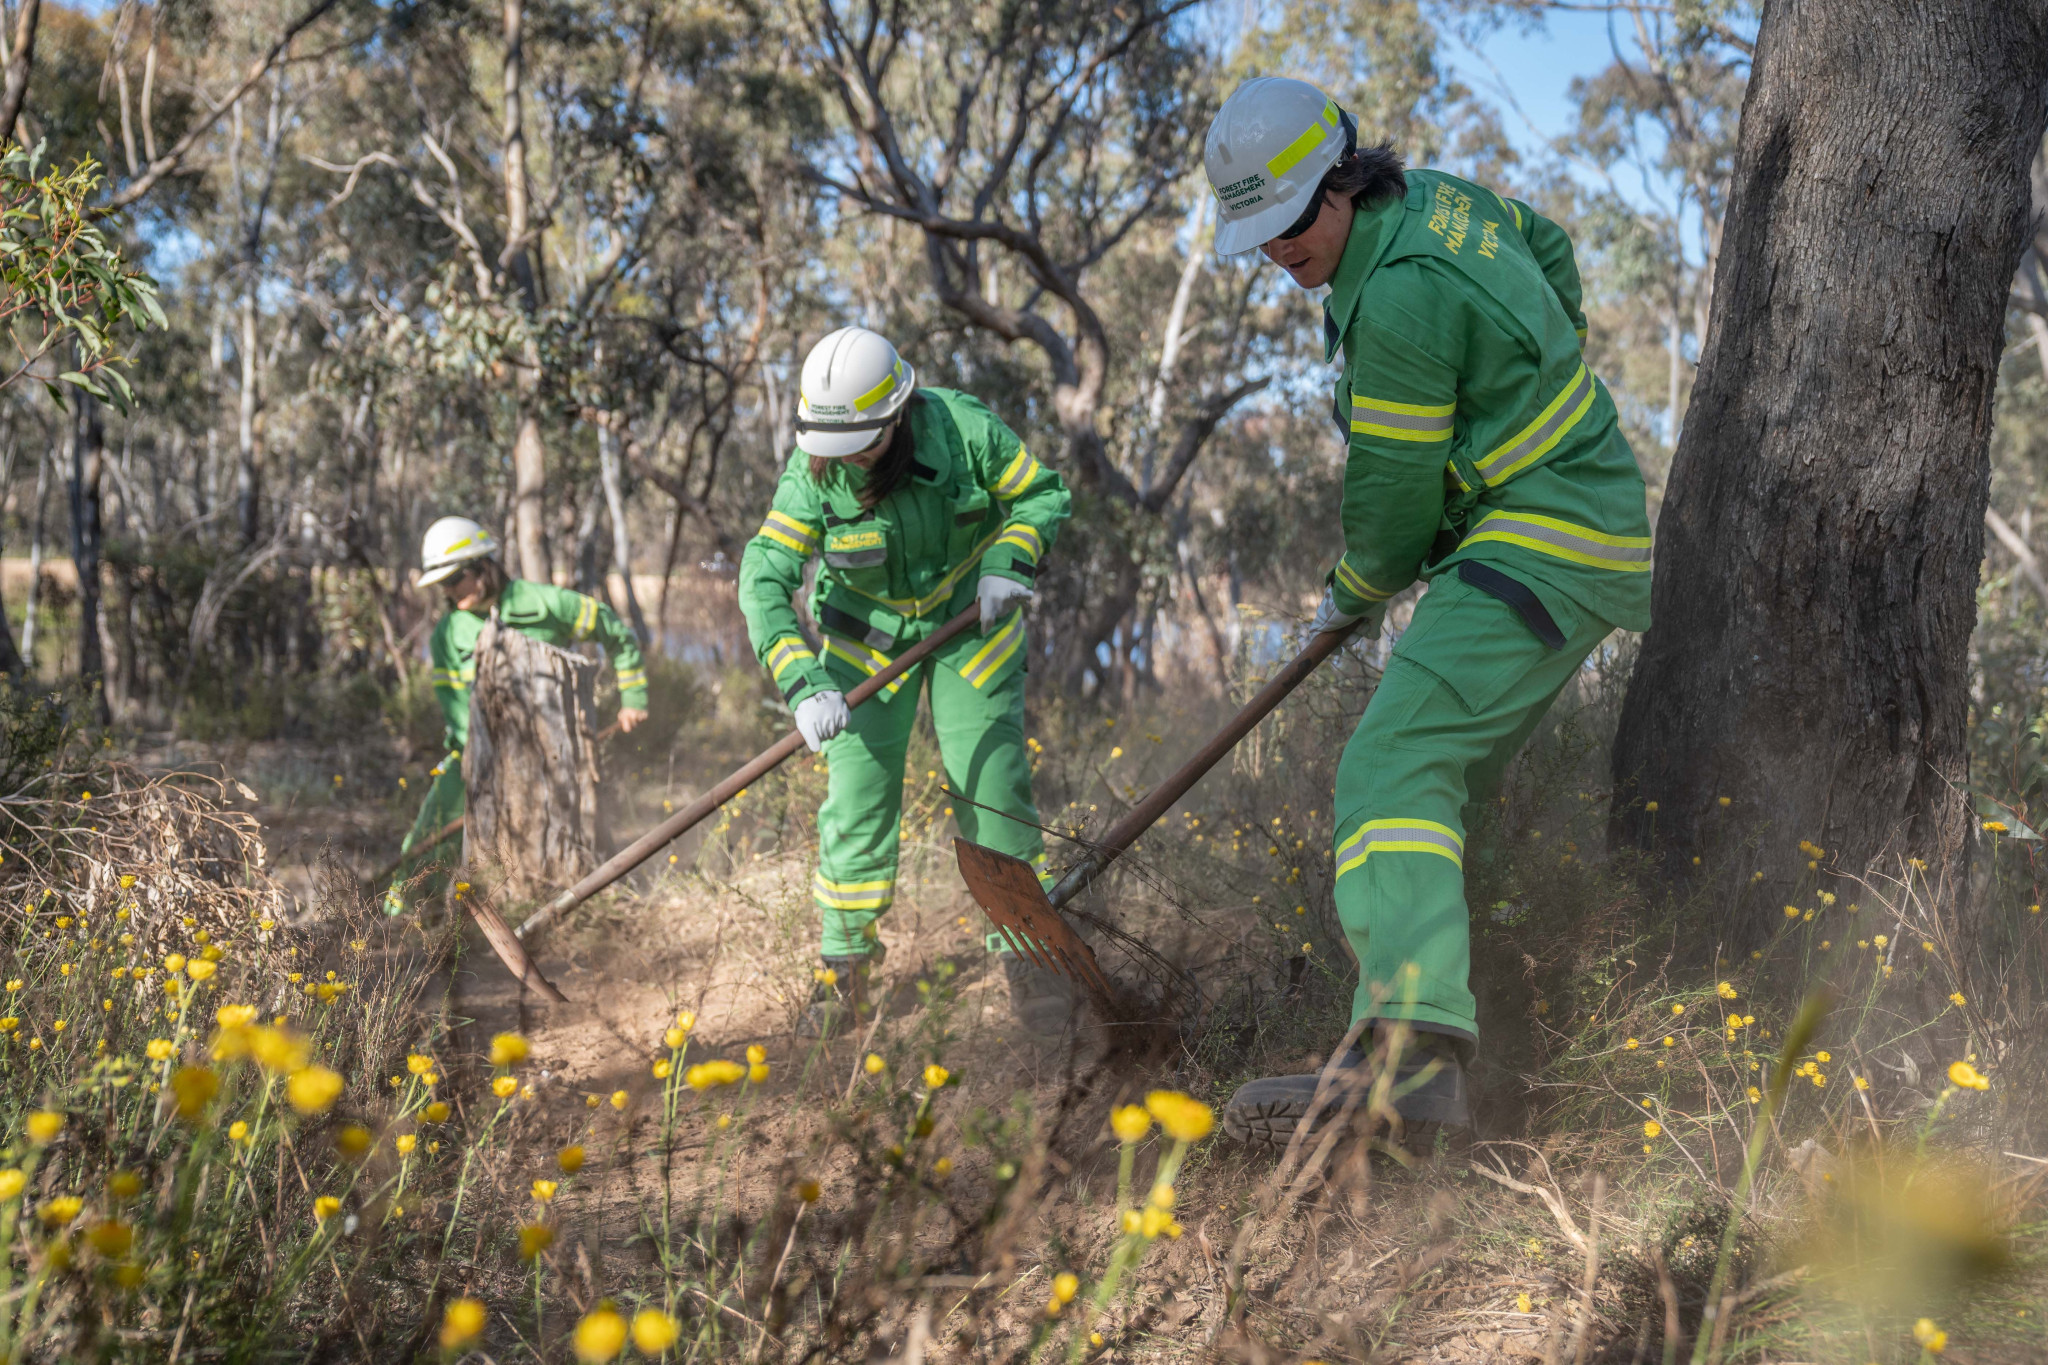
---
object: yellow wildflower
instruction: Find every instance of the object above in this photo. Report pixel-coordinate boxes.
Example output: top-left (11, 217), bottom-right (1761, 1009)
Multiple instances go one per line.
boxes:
top-left (489, 1032), bottom-right (530, 1067)
top-left (26, 1110), bottom-right (64, 1144)
top-left (440, 1299), bottom-right (486, 1350)
top-left (686, 1059), bottom-right (745, 1089)
top-left (492, 1075), bottom-right (519, 1098)
top-left (313, 1196), bottom-right (342, 1224)
top-left (864, 1053), bottom-right (887, 1075)
top-left (0, 1170), bottom-right (24, 1201)
top-left (146, 1038), bottom-right (175, 1061)
top-left (1144, 1090), bottom-right (1215, 1142)
top-left (1111, 1105), bottom-right (1152, 1143)
top-left (287, 1065), bottom-right (344, 1114)
top-left (631, 1310), bottom-right (680, 1353)
top-left (1948, 1060), bottom-right (1989, 1091)
top-left (924, 1064), bottom-right (952, 1090)
top-left (558, 1145), bottom-right (585, 1174)
top-left (519, 1223), bottom-right (555, 1259)
top-left (532, 1179), bottom-right (559, 1202)
top-left (1643, 1120), bottom-right (1662, 1138)
top-left (1914, 1318), bottom-right (1948, 1354)
top-left (572, 1306), bottom-right (628, 1362)
top-left (610, 1090), bottom-right (628, 1110)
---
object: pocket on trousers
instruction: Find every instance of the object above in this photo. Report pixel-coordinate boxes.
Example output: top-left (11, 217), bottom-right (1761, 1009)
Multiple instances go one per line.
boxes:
top-left (1391, 576), bottom-right (1578, 717)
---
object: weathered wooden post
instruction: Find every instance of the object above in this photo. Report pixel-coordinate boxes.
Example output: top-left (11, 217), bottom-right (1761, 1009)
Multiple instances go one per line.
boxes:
top-left (463, 620), bottom-right (607, 900)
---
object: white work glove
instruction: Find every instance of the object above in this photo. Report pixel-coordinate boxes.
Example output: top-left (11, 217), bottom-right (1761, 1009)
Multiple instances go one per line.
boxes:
top-left (977, 574), bottom-right (1034, 633)
top-left (793, 690), bottom-right (849, 752)
top-left (1311, 588), bottom-right (1383, 639)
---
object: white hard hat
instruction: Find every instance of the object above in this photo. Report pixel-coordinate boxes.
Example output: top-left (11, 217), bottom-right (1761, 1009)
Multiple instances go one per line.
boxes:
top-left (1204, 76), bottom-right (1356, 255)
top-left (418, 515), bottom-right (500, 586)
top-left (794, 326), bottom-right (917, 459)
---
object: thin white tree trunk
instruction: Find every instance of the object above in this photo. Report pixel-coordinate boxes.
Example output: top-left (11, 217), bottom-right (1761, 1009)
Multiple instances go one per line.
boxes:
top-left (597, 419), bottom-right (649, 644)
top-left (1139, 188), bottom-right (1210, 499)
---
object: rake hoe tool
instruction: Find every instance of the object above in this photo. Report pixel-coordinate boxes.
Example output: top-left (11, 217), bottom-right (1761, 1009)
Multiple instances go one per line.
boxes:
top-left (955, 619), bottom-right (1365, 1008)
top-left (513, 601), bottom-right (987, 948)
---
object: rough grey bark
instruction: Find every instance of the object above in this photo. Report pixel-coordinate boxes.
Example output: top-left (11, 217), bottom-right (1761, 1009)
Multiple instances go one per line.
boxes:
top-left (463, 620), bottom-right (605, 899)
top-left (68, 395), bottom-right (106, 719)
top-left (1610, 0), bottom-right (2048, 936)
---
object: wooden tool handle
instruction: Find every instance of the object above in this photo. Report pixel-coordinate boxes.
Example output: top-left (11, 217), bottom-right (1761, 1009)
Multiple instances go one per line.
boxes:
top-left (518, 600), bottom-right (986, 936)
top-left (1047, 620), bottom-right (1361, 909)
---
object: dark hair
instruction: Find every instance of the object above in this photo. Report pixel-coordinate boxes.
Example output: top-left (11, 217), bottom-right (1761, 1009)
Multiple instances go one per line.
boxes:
top-left (1321, 140), bottom-right (1407, 211)
top-left (808, 392), bottom-right (922, 511)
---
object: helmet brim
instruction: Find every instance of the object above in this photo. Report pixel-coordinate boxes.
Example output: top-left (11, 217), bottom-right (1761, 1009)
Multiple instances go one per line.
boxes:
top-left (418, 562), bottom-right (464, 587)
top-left (795, 365), bottom-right (916, 459)
top-left (1214, 189), bottom-right (1324, 256)
top-left (796, 424), bottom-right (893, 460)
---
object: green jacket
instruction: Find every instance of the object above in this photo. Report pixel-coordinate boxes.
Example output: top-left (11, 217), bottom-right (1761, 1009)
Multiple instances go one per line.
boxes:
top-left (1322, 168), bottom-right (1653, 634)
top-left (429, 577), bottom-right (649, 750)
top-left (738, 387), bottom-right (1072, 705)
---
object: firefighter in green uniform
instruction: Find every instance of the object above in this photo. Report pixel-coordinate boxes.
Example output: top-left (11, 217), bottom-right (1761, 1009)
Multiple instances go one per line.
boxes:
top-left (737, 326), bottom-right (1076, 1037)
top-left (1202, 78), bottom-right (1654, 1144)
top-left (382, 516), bottom-right (650, 915)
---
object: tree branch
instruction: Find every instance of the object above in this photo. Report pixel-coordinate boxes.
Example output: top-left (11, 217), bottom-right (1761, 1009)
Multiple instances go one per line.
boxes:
top-left (98, 0), bottom-right (344, 214)
top-left (1142, 376), bottom-right (1269, 514)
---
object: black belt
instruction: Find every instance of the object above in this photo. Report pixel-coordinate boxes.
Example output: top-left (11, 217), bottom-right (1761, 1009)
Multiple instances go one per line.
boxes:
top-left (818, 601), bottom-right (896, 651)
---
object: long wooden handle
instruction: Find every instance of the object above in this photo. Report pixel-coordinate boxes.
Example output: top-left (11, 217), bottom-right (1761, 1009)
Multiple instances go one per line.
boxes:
top-left (1046, 620), bottom-right (1361, 909)
top-left (517, 601), bottom-right (986, 937)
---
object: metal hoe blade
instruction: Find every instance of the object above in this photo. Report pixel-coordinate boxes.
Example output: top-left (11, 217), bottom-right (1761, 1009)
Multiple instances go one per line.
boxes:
top-left (953, 839), bottom-right (1115, 1008)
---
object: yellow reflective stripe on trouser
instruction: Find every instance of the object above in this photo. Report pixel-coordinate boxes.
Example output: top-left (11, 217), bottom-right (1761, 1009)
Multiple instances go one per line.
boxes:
top-left (1333, 557), bottom-right (1395, 603)
top-left (994, 522), bottom-right (1042, 562)
top-left (758, 510), bottom-right (819, 556)
top-left (1461, 511), bottom-right (1652, 572)
top-left (1351, 393), bottom-right (1454, 443)
top-left (1474, 364), bottom-right (1596, 485)
top-left (959, 611), bottom-right (1025, 690)
top-left (992, 448), bottom-right (1043, 499)
top-left (571, 595), bottom-right (599, 639)
top-left (822, 635), bottom-right (907, 698)
top-left (840, 529), bottom-right (1003, 618)
top-left (1268, 97), bottom-right (1340, 178)
top-left (813, 871), bottom-right (895, 910)
top-left (767, 637), bottom-right (816, 684)
top-left (1334, 819), bottom-right (1465, 879)
top-left (430, 669), bottom-right (468, 692)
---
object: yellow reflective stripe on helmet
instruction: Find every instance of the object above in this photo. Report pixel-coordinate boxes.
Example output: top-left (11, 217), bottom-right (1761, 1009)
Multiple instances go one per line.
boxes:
top-left (1333, 557), bottom-right (1394, 603)
top-left (1462, 511), bottom-right (1652, 572)
top-left (992, 448), bottom-right (1043, 500)
top-left (959, 611), bottom-right (1025, 690)
top-left (994, 522), bottom-right (1043, 562)
top-left (1474, 364), bottom-right (1596, 485)
top-left (766, 637), bottom-right (816, 683)
top-left (758, 510), bottom-right (819, 556)
top-left (822, 635), bottom-right (907, 699)
top-left (441, 535), bottom-right (478, 555)
top-left (1351, 393), bottom-right (1454, 443)
top-left (1334, 818), bottom-right (1464, 879)
top-left (1267, 98), bottom-right (1340, 178)
top-left (854, 361), bottom-right (905, 412)
top-left (839, 528), bottom-right (1003, 618)
top-left (812, 870), bottom-right (895, 910)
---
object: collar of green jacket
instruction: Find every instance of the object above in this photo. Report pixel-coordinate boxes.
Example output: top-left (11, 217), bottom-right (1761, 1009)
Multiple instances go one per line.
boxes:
top-left (1321, 187), bottom-right (1411, 363)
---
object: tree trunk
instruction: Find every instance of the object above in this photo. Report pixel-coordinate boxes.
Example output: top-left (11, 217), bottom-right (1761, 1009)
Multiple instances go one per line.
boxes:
top-left (20, 432), bottom-right (50, 662)
top-left (597, 419), bottom-right (649, 644)
top-left (462, 619), bottom-right (606, 900)
top-left (68, 395), bottom-right (107, 721)
top-left (1610, 0), bottom-right (2048, 935)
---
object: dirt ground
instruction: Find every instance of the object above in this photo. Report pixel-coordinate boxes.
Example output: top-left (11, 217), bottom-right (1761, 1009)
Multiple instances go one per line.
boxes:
top-left (129, 732), bottom-right (2048, 1365)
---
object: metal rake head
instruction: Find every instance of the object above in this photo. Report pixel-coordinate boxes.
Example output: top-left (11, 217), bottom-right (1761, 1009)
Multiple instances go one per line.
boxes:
top-left (952, 838), bottom-right (1115, 1008)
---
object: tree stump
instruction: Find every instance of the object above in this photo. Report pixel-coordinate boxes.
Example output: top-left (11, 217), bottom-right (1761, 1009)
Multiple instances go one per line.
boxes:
top-left (463, 619), bottom-right (607, 900)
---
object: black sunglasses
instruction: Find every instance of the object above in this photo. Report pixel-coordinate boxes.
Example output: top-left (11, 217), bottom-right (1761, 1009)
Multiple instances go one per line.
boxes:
top-left (1274, 181), bottom-right (1333, 241)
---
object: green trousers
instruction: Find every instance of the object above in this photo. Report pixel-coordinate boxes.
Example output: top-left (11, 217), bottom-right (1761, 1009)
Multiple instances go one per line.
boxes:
top-left (813, 613), bottom-right (1043, 960)
top-left (1333, 574), bottom-right (1614, 1040)
top-left (383, 752), bottom-right (465, 915)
